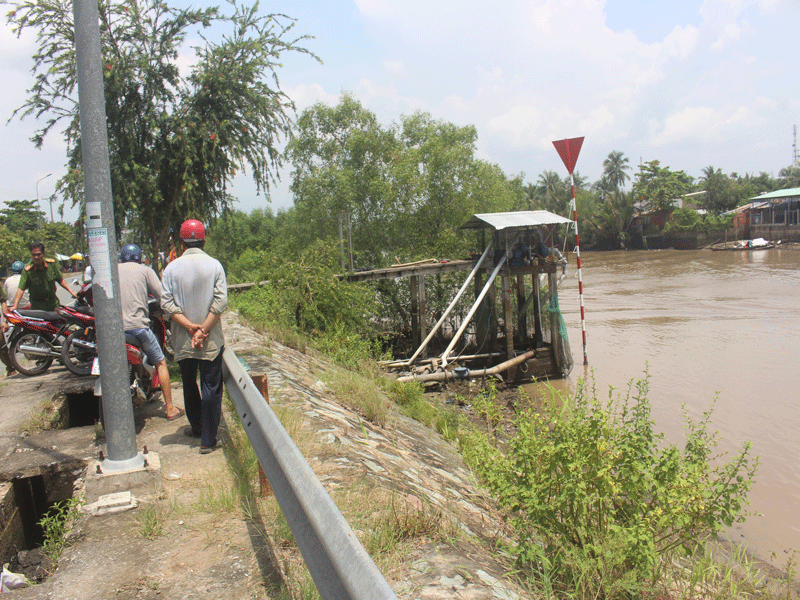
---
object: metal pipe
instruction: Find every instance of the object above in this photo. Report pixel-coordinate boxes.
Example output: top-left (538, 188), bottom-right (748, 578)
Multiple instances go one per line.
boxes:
top-left (18, 344), bottom-right (61, 358)
top-left (382, 352), bottom-right (503, 368)
top-left (397, 350), bottom-right (535, 384)
top-left (441, 232), bottom-right (519, 368)
top-left (222, 348), bottom-right (397, 600)
top-left (404, 240), bottom-right (494, 366)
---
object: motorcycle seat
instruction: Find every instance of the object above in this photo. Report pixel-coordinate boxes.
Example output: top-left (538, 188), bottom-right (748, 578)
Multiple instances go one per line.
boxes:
top-left (16, 309), bottom-right (63, 321)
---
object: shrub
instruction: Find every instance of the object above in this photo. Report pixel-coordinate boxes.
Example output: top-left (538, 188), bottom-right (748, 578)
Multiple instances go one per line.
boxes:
top-left (463, 372), bottom-right (759, 597)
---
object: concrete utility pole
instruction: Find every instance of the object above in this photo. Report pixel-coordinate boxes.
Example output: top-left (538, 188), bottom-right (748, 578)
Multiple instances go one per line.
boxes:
top-left (73, 0), bottom-right (141, 469)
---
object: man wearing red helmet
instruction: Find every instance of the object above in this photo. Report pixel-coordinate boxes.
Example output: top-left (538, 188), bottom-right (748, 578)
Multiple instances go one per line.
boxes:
top-left (161, 219), bottom-right (228, 454)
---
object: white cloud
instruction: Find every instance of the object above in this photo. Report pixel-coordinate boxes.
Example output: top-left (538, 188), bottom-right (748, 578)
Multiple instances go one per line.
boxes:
top-left (650, 104), bottom-right (752, 146)
top-left (383, 59), bottom-right (408, 78)
top-left (286, 83), bottom-right (339, 112)
top-left (663, 24), bottom-right (700, 58)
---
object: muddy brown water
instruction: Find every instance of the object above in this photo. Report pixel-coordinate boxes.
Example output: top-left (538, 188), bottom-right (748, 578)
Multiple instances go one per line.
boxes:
top-left (534, 247), bottom-right (800, 567)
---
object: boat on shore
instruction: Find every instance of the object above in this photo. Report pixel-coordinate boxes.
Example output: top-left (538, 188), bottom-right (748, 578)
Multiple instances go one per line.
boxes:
top-left (709, 238), bottom-right (778, 251)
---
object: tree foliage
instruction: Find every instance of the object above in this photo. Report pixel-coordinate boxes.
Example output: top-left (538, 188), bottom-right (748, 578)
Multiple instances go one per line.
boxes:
top-left (602, 150), bottom-right (631, 191)
top-left (700, 166), bottom-right (740, 214)
top-left (632, 160), bottom-right (693, 211)
top-left (286, 94), bottom-right (523, 267)
top-left (4, 0), bottom-right (317, 259)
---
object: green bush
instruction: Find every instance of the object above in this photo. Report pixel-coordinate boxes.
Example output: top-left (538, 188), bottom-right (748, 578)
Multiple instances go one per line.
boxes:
top-left (462, 372), bottom-right (759, 597)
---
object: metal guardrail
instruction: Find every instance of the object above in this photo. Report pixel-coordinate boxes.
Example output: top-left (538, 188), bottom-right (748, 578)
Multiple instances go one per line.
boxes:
top-left (221, 347), bottom-right (398, 600)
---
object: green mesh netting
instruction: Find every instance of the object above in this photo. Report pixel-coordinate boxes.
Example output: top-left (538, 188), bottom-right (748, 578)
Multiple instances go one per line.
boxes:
top-left (548, 292), bottom-right (573, 375)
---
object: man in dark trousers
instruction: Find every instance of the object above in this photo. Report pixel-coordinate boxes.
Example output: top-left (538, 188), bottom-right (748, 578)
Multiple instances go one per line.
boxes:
top-left (161, 220), bottom-right (227, 454)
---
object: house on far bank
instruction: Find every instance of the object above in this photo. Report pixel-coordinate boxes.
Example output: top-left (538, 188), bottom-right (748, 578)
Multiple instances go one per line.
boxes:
top-left (631, 190), bottom-right (707, 249)
top-left (745, 187), bottom-right (800, 242)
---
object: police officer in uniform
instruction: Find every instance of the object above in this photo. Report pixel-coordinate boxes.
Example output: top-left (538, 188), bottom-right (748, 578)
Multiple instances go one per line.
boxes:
top-left (10, 241), bottom-right (77, 311)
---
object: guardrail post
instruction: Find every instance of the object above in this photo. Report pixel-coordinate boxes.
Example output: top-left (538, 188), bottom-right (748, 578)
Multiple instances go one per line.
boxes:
top-left (250, 373), bottom-right (272, 498)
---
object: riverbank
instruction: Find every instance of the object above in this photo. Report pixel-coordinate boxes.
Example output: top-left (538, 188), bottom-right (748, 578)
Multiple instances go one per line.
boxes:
top-left (0, 310), bottom-right (529, 599)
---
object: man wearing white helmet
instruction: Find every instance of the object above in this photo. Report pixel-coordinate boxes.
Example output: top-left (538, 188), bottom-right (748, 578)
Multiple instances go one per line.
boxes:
top-left (161, 220), bottom-right (227, 454)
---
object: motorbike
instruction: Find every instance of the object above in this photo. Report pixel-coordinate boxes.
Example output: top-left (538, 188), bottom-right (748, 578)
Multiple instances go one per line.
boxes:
top-left (91, 297), bottom-right (170, 426)
top-left (3, 284), bottom-right (94, 376)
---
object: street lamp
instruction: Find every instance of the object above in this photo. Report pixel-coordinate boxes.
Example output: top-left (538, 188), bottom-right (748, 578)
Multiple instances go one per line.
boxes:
top-left (35, 173), bottom-right (52, 229)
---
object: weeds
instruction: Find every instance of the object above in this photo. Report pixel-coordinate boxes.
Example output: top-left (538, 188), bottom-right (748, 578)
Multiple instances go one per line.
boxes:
top-left (135, 502), bottom-right (165, 539)
top-left (327, 370), bottom-right (389, 426)
top-left (461, 371), bottom-right (761, 599)
top-left (384, 379), bottom-right (462, 441)
top-left (363, 494), bottom-right (456, 557)
top-left (22, 396), bottom-right (65, 434)
top-left (39, 496), bottom-right (85, 566)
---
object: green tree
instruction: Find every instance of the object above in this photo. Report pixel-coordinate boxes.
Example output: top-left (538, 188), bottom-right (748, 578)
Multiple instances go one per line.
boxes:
top-left (778, 165), bottom-right (800, 188)
top-left (0, 225), bottom-right (26, 267)
top-left (535, 170), bottom-right (569, 214)
top-left (632, 160), bottom-right (692, 211)
top-left (287, 93), bottom-right (399, 265)
top-left (0, 199), bottom-right (44, 233)
top-left (584, 189), bottom-right (635, 250)
top-left (700, 166), bottom-right (739, 214)
top-left (287, 95), bottom-right (522, 266)
top-left (205, 207), bottom-right (277, 275)
top-left (5, 0), bottom-right (317, 260)
top-left (40, 221), bottom-right (77, 257)
top-left (602, 150), bottom-right (631, 191)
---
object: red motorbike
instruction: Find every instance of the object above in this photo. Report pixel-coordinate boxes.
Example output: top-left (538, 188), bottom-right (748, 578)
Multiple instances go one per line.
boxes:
top-left (3, 284), bottom-right (94, 376)
top-left (91, 298), bottom-right (170, 419)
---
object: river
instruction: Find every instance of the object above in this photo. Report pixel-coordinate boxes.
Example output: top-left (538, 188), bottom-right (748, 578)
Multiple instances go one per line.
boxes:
top-left (550, 247), bottom-right (800, 567)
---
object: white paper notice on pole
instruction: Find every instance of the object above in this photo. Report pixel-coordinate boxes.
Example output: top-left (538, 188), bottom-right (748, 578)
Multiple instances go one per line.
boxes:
top-left (87, 227), bottom-right (113, 299)
top-left (86, 201), bottom-right (102, 229)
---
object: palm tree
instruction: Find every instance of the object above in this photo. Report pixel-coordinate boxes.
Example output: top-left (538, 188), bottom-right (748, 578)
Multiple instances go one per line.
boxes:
top-left (537, 170), bottom-right (569, 214)
top-left (603, 150), bottom-right (631, 191)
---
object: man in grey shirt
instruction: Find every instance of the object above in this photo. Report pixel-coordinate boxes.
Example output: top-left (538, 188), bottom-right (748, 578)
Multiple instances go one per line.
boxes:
top-left (118, 244), bottom-right (182, 421)
top-left (161, 220), bottom-right (227, 454)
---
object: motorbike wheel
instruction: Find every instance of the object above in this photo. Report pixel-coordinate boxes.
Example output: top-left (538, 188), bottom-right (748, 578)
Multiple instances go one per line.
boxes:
top-left (61, 329), bottom-right (96, 377)
top-left (9, 331), bottom-right (55, 376)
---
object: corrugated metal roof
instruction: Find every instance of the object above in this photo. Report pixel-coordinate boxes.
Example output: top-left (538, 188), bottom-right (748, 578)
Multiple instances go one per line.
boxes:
top-left (727, 201), bottom-right (770, 214)
top-left (750, 187), bottom-right (800, 201)
top-left (460, 210), bottom-right (573, 231)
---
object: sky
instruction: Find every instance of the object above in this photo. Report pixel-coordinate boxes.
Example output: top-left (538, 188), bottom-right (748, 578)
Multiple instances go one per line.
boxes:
top-left (0, 0), bottom-right (798, 226)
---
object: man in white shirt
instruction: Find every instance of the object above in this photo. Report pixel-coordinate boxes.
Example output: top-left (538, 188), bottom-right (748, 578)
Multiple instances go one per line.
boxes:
top-left (161, 220), bottom-right (227, 454)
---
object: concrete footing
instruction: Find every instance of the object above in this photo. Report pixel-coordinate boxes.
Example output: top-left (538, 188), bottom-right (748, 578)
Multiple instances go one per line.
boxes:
top-left (84, 452), bottom-right (162, 503)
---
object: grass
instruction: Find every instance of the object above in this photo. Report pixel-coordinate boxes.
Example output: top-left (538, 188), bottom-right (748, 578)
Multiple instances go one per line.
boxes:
top-left (326, 370), bottom-right (389, 426)
top-left (135, 502), bottom-right (166, 539)
top-left (22, 395), bottom-right (66, 434)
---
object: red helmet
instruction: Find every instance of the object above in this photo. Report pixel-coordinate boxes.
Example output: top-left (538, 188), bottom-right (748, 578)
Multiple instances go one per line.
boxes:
top-left (179, 219), bottom-right (206, 242)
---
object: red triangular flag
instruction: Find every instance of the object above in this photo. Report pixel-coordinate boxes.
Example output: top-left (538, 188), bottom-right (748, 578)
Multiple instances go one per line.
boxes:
top-left (552, 137), bottom-right (584, 174)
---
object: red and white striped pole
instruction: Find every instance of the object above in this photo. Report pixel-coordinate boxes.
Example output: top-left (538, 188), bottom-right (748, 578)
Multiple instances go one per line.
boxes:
top-left (569, 176), bottom-right (588, 365)
top-left (552, 137), bottom-right (587, 365)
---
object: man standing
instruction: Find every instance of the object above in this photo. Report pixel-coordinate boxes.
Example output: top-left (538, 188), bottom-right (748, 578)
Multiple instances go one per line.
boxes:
top-left (4, 261), bottom-right (29, 309)
top-left (161, 220), bottom-right (227, 454)
top-left (118, 244), bottom-right (183, 421)
top-left (11, 242), bottom-right (76, 311)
